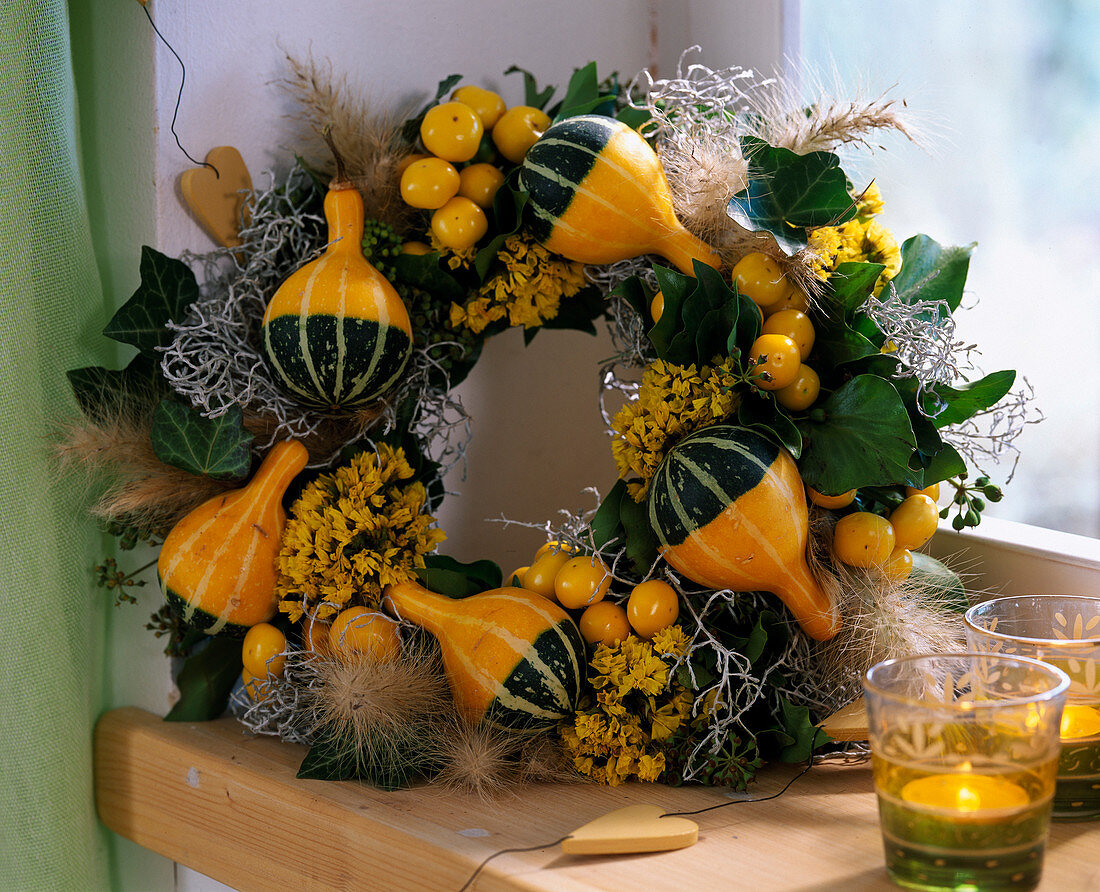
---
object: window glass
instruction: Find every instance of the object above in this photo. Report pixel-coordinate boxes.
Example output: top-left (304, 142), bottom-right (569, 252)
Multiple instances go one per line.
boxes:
top-left (800, 0), bottom-right (1100, 537)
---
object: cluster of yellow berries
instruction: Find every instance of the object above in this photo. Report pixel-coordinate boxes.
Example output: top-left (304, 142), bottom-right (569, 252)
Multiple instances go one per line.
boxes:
top-left (240, 608), bottom-right (402, 699)
top-left (731, 253), bottom-right (820, 411)
top-left (812, 484), bottom-right (941, 581)
top-left (511, 541), bottom-right (681, 647)
top-left (399, 85), bottom-right (552, 252)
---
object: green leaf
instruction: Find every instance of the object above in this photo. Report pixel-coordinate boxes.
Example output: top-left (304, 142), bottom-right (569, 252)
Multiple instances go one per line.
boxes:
top-left (728, 137), bottom-right (855, 248)
top-left (392, 251), bottom-right (467, 304)
top-left (591, 479), bottom-right (628, 551)
top-left (799, 375), bottom-right (920, 492)
top-left (925, 370), bottom-right (1016, 427)
top-left (830, 262), bottom-right (885, 315)
top-left (67, 353), bottom-right (168, 423)
top-left (616, 106), bottom-right (651, 130)
top-left (103, 246), bottom-right (199, 355)
top-left (736, 397), bottom-right (802, 458)
top-left (416, 554), bottom-right (503, 597)
top-left (400, 74), bottom-right (463, 143)
top-left (910, 552), bottom-right (968, 613)
top-left (164, 637), bottom-right (242, 722)
top-left (150, 400), bottom-right (254, 481)
top-left (504, 64), bottom-right (556, 110)
top-left (608, 275), bottom-right (652, 325)
top-left (813, 308), bottom-right (881, 369)
top-left (619, 491), bottom-right (661, 575)
top-left (891, 235), bottom-right (974, 313)
top-left (474, 175), bottom-right (528, 281)
top-left (553, 62), bottom-right (603, 121)
top-left (923, 442), bottom-right (967, 485)
top-left (647, 265), bottom-right (696, 360)
top-left (527, 284), bottom-right (606, 339)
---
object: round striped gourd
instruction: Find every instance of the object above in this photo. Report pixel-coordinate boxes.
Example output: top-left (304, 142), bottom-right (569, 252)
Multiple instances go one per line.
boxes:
top-left (647, 425), bottom-right (841, 641)
top-left (382, 580), bottom-right (585, 731)
top-left (158, 440), bottom-right (309, 636)
top-left (518, 114), bottom-right (721, 275)
top-left (262, 168), bottom-right (412, 409)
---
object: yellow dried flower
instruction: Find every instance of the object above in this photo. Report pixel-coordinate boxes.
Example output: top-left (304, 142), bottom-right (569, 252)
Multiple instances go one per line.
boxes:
top-left (275, 445), bottom-right (447, 623)
top-left (429, 232), bottom-right (476, 270)
top-left (808, 216), bottom-right (901, 293)
top-left (611, 357), bottom-right (742, 501)
top-left (450, 233), bottom-right (588, 333)
top-left (856, 181), bottom-right (885, 219)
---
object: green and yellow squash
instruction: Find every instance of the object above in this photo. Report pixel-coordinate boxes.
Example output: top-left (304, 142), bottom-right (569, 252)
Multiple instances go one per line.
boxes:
top-left (518, 114), bottom-right (722, 275)
top-left (382, 580), bottom-right (585, 730)
top-left (159, 439), bottom-right (309, 636)
top-left (262, 156), bottom-right (412, 409)
top-left (647, 424), bottom-right (840, 641)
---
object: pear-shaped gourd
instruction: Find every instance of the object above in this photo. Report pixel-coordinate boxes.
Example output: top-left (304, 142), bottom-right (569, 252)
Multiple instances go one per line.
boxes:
top-left (519, 114), bottom-right (722, 275)
top-left (262, 140), bottom-right (412, 409)
top-left (382, 580), bottom-right (585, 730)
top-left (647, 425), bottom-right (840, 641)
top-left (159, 440), bottom-right (309, 636)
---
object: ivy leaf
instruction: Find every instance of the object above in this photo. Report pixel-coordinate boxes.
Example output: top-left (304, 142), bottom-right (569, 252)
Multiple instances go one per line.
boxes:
top-left (392, 251), bottom-right (467, 304)
top-left (164, 637), bottom-right (242, 722)
top-left (608, 275), bottom-right (653, 325)
top-left (416, 554), bottom-right (503, 598)
top-left (813, 308), bottom-right (881, 369)
top-left (799, 375), bottom-right (920, 492)
top-left (911, 552), bottom-right (968, 613)
top-left (647, 265), bottom-right (696, 360)
top-left (728, 137), bottom-right (855, 250)
top-left (891, 235), bottom-right (975, 314)
top-left (924, 370), bottom-right (1016, 427)
top-left (923, 442), bottom-right (967, 485)
top-left (619, 490), bottom-right (661, 575)
top-left (616, 105), bottom-right (651, 130)
top-left (150, 400), bottom-right (253, 481)
top-left (474, 175), bottom-right (528, 282)
top-left (525, 284), bottom-right (606, 340)
top-left (297, 723), bottom-right (423, 789)
top-left (67, 353), bottom-right (168, 423)
top-left (504, 64), bottom-right (556, 110)
top-left (103, 246), bottom-right (198, 356)
top-left (400, 73), bottom-right (463, 143)
top-left (774, 697), bottom-right (830, 763)
top-left (830, 262), bottom-right (884, 315)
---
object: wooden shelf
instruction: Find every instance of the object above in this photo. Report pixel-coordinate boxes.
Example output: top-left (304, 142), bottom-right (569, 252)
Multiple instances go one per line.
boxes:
top-left (94, 707), bottom-right (1100, 891)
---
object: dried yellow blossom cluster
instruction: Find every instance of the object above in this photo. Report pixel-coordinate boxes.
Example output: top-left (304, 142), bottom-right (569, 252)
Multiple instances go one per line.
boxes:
top-left (559, 626), bottom-right (693, 786)
top-left (808, 184), bottom-right (900, 292)
top-left (611, 357), bottom-right (742, 501)
top-left (275, 444), bottom-right (446, 623)
top-left (449, 234), bottom-right (588, 334)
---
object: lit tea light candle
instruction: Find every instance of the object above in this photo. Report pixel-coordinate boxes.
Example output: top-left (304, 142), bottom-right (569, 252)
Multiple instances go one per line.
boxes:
top-left (1059, 703), bottom-right (1100, 740)
top-left (901, 773), bottom-right (1030, 813)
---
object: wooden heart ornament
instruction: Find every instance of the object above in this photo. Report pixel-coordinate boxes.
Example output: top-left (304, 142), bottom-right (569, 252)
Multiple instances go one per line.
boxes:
top-left (561, 804), bottom-right (698, 855)
top-left (179, 146), bottom-right (252, 248)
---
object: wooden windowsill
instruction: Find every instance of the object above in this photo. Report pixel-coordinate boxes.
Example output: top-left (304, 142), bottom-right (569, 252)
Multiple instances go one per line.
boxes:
top-left (94, 707), bottom-right (1100, 891)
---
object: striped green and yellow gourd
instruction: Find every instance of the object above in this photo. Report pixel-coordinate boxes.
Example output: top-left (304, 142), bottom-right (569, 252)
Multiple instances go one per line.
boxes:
top-left (382, 580), bottom-right (585, 731)
top-left (518, 114), bottom-right (721, 275)
top-left (647, 424), bottom-right (840, 641)
top-left (262, 157), bottom-right (412, 409)
top-left (159, 439), bottom-right (309, 636)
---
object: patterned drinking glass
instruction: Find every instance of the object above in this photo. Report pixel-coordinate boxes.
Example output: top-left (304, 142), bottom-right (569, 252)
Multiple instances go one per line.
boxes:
top-left (864, 652), bottom-right (1068, 891)
top-left (965, 594), bottom-right (1100, 820)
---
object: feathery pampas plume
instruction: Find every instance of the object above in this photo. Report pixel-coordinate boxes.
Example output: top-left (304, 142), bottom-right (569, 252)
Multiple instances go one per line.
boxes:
top-left (279, 50), bottom-right (416, 232)
top-left (54, 411), bottom-right (233, 536)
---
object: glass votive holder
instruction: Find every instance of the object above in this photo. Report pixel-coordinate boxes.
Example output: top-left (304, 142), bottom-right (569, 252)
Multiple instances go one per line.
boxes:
top-left (864, 653), bottom-right (1068, 892)
top-left (965, 594), bottom-right (1100, 820)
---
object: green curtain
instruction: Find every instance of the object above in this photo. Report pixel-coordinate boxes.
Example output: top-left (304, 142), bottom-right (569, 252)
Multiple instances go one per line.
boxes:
top-left (0, 0), bottom-right (112, 888)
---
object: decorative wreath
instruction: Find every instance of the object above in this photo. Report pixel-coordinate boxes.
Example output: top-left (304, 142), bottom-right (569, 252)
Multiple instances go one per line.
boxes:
top-left (60, 50), bottom-right (1036, 794)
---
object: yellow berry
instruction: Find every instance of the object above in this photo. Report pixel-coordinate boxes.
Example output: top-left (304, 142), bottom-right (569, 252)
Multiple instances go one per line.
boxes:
top-left (241, 622), bottom-right (287, 678)
top-left (807, 487), bottom-right (857, 510)
top-left (889, 494), bottom-right (940, 551)
top-left (748, 334), bottom-right (802, 390)
top-left (554, 555), bottom-right (611, 610)
top-left (833, 512), bottom-right (896, 568)
top-left (523, 550), bottom-right (571, 599)
top-left (579, 601), bottom-right (631, 647)
top-left (420, 101), bottom-right (484, 163)
top-left (457, 162), bottom-right (505, 208)
top-left (400, 157), bottom-right (460, 209)
top-left (882, 548), bottom-right (914, 581)
top-left (492, 105), bottom-right (551, 163)
top-left (762, 309), bottom-right (815, 360)
top-left (650, 290), bottom-right (665, 324)
top-left (731, 252), bottom-right (788, 308)
top-left (451, 85), bottom-right (506, 129)
top-left (430, 196), bottom-right (488, 251)
top-left (775, 364), bottom-right (820, 411)
top-left (905, 483), bottom-right (941, 502)
top-left (401, 241), bottom-right (433, 256)
top-left (768, 283), bottom-right (811, 315)
top-left (626, 580), bottom-right (679, 639)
